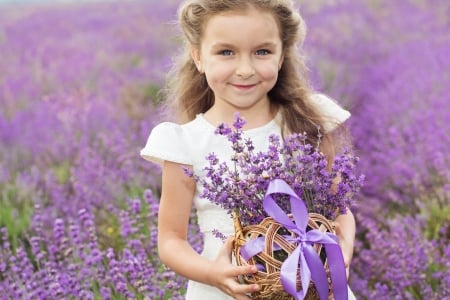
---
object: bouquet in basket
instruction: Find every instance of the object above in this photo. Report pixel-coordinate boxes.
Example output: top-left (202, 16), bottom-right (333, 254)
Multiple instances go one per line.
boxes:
top-left (185, 113), bottom-right (364, 300)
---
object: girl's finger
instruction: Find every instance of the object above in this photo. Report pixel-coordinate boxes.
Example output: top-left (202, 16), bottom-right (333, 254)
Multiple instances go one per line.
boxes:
top-left (230, 265), bottom-right (258, 277)
top-left (217, 236), bottom-right (234, 262)
top-left (230, 282), bottom-right (260, 298)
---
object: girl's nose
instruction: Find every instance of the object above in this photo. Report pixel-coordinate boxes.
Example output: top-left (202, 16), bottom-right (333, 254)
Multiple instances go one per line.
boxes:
top-left (236, 58), bottom-right (255, 78)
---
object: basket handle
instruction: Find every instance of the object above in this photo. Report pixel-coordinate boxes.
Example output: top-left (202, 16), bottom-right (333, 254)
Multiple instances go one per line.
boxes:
top-left (232, 211), bottom-right (246, 246)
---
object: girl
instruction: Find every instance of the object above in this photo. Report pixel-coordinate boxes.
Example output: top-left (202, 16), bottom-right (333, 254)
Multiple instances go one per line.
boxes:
top-left (141, 0), bottom-right (357, 299)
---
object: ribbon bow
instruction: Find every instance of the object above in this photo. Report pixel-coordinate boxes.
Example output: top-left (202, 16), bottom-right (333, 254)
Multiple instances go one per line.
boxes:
top-left (240, 179), bottom-right (348, 300)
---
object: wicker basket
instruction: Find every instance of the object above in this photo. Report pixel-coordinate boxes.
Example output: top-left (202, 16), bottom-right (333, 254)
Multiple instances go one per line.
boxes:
top-left (233, 212), bottom-right (335, 300)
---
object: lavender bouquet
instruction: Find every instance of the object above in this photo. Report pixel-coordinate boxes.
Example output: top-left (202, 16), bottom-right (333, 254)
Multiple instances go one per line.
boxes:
top-left (187, 113), bottom-right (364, 300)
top-left (188, 113), bottom-right (363, 226)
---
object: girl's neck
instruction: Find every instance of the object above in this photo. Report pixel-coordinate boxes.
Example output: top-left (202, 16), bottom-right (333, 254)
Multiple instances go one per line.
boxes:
top-left (204, 103), bottom-right (278, 130)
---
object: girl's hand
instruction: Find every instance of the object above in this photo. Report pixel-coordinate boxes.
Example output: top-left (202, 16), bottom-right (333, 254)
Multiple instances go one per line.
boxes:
top-left (209, 236), bottom-right (260, 299)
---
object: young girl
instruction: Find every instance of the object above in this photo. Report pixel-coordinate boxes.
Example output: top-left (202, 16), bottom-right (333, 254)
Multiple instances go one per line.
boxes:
top-left (141, 0), bottom-right (357, 299)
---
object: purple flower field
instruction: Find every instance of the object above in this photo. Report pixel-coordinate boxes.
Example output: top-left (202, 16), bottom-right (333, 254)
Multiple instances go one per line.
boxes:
top-left (0, 0), bottom-right (449, 299)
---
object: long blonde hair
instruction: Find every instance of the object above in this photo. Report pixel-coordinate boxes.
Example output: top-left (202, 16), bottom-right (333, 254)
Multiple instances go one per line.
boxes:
top-left (162, 0), bottom-right (337, 155)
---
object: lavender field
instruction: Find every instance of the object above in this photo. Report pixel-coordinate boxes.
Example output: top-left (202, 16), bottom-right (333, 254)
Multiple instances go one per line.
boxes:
top-left (0, 0), bottom-right (449, 299)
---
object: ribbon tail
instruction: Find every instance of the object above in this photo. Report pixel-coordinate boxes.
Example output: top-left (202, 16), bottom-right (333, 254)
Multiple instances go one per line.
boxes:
top-left (323, 243), bottom-right (348, 300)
top-left (281, 246), bottom-right (310, 300)
top-left (303, 244), bottom-right (329, 300)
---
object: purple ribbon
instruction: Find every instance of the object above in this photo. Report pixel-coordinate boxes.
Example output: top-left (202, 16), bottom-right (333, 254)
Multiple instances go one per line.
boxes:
top-left (240, 179), bottom-right (348, 300)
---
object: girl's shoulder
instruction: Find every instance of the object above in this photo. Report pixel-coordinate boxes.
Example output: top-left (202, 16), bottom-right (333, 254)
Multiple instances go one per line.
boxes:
top-left (149, 115), bottom-right (210, 136)
top-left (310, 93), bottom-right (351, 132)
top-left (140, 115), bottom-right (215, 165)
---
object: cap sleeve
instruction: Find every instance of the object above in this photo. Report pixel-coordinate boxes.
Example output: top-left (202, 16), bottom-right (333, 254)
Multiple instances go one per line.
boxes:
top-left (140, 122), bottom-right (192, 166)
top-left (310, 93), bottom-right (351, 132)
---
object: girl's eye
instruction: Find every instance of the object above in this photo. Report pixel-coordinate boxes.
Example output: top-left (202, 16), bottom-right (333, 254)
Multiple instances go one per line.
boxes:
top-left (219, 50), bottom-right (233, 56)
top-left (256, 49), bottom-right (270, 55)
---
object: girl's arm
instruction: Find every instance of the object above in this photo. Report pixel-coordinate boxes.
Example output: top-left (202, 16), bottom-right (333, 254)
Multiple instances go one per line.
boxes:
top-left (157, 161), bottom-right (259, 298)
top-left (330, 168), bottom-right (356, 278)
top-left (333, 209), bottom-right (356, 278)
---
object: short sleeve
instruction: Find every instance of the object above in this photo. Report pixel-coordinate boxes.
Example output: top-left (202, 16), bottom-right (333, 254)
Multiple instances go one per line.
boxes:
top-left (310, 93), bottom-right (351, 132)
top-left (140, 122), bottom-right (192, 166)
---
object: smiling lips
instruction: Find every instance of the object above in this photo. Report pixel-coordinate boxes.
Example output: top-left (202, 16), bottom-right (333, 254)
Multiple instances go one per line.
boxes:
top-left (231, 83), bottom-right (257, 90)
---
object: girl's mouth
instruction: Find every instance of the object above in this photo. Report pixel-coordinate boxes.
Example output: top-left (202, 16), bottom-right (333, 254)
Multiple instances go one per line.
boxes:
top-left (232, 83), bottom-right (257, 90)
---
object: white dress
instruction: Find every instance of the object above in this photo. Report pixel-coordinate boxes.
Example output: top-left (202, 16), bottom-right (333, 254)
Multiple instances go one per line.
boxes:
top-left (140, 94), bottom-right (356, 300)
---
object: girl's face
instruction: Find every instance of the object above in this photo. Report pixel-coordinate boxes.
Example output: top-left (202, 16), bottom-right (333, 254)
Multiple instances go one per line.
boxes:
top-left (191, 7), bottom-right (284, 115)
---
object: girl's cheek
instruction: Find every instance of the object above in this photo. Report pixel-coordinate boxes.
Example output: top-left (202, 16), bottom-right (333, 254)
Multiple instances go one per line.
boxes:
top-left (261, 66), bottom-right (280, 80)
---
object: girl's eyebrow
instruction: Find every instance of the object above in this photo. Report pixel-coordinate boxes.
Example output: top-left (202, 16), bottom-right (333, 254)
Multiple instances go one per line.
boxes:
top-left (211, 41), bottom-right (278, 50)
top-left (211, 42), bottom-right (235, 50)
top-left (255, 42), bottom-right (278, 48)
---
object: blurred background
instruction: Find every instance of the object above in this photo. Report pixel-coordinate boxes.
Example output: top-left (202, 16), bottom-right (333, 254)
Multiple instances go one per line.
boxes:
top-left (0, 0), bottom-right (449, 299)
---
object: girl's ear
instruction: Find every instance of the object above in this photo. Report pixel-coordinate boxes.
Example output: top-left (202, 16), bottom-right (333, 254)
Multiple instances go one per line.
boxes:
top-left (190, 45), bottom-right (203, 73)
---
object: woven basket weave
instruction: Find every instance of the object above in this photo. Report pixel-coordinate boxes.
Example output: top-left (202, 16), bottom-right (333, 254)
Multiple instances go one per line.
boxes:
top-left (233, 212), bottom-right (335, 300)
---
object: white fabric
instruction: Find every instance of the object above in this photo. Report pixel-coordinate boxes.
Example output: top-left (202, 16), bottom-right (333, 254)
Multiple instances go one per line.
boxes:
top-left (140, 94), bottom-right (354, 299)
top-left (311, 93), bottom-right (351, 132)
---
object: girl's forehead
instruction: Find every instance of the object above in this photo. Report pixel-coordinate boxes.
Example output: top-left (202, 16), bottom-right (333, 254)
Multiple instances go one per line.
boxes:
top-left (201, 8), bottom-right (281, 42)
top-left (206, 7), bottom-right (277, 24)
